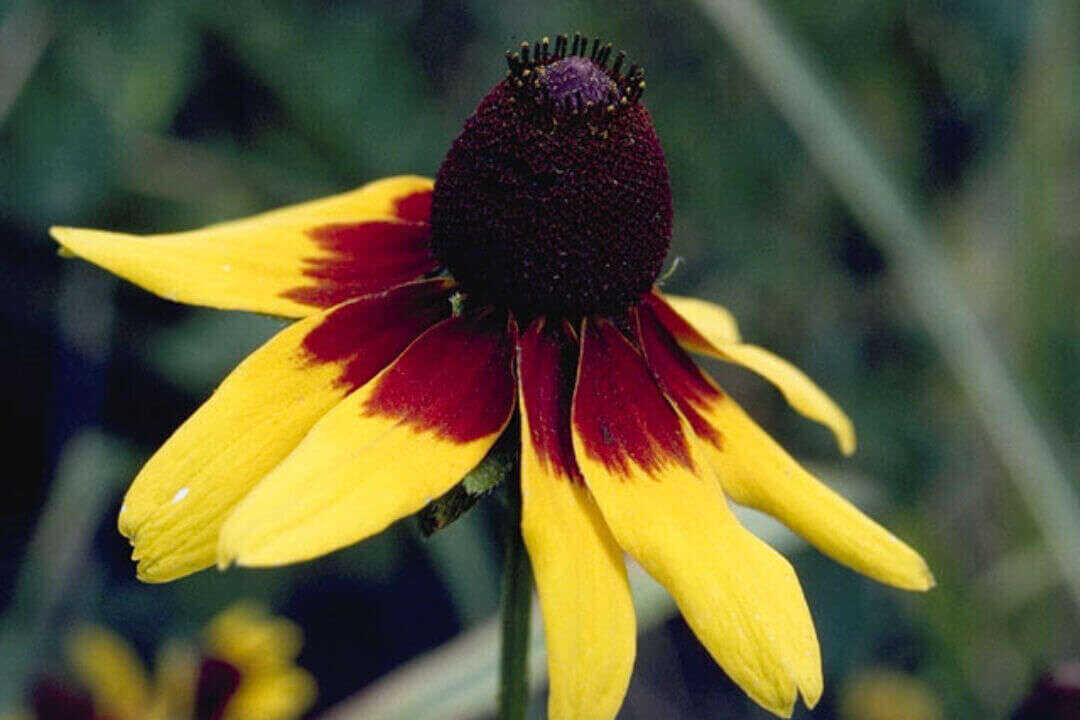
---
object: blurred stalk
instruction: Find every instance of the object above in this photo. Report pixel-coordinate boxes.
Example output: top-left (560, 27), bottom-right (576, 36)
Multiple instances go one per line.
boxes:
top-left (497, 477), bottom-right (531, 720)
top-left (1014, 2), bottom-right (1079, 429)
top-left (0, 2), bottom-right (51, 123)
top-left (697, 0), bottom-right (1080, 607)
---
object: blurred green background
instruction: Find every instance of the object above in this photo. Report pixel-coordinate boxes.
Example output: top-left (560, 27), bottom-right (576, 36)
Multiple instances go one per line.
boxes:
top-left (1, 0), bottom-right (1077, 718)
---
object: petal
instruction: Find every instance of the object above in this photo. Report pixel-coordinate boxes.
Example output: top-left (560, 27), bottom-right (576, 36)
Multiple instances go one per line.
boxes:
top-left (220, 669), bottom-right (317, 720)
top-left (637, 303), bottom-right (934, 592)
top-left (121, 278), bottom-right (454, 582)
top-left (150, 642), bottom-right (199, 720)
top-left (650, 288), bottom-right (741, 346)
top-left (51, 176), bottom-right (437, 317)
top-left (517, 318), bottom-right (635, 720)
top-left (647, 291), bottom-right (856, 455)
top-left (571, 317), bottom-right (821, 717)
top-left (219, 311), bottom-right (516, 567)
top-left (203, 603), bottom-right (303, 673)
top-left (67, 626), bottom-right (150, 720)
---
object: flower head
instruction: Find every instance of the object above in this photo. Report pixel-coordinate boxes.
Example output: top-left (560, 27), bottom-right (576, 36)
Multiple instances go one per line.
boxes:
top-left (432, 37), bottom-right (667, 316)
top-left (50, 34), bottom-right (932, 719)
top-left (5, 603), bottom-right (314, 720)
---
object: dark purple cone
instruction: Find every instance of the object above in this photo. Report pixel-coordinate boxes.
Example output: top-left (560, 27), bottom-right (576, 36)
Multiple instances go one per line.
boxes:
top-left (432, 49), bottom-right (671, 317)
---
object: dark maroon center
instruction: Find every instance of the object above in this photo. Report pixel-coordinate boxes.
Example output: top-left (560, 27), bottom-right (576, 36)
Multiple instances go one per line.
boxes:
top-left (194, 656), bottom-right (243, 720)
top-left (431, 37), bottom-right (672, 318)
top-left (29, 677), bottom-right (99, 720)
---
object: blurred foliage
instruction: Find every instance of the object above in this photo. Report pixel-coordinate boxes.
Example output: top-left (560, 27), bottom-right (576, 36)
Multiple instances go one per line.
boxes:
top-left (1, 0), bottom-right (1078, 718)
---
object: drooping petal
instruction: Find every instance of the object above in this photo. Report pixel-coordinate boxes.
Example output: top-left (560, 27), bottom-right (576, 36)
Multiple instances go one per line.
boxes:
top-left (121, 278), bottom-right (454, 582)
top-left (517, 318), bottom-right (635, 720)
top-left (637, 304), bottom-right (934, 592)
top-left (51, 176), bottom-right (438, 317)
top-left (571, 317), bottom-right (821, 717)
top-left (67, 626), bottom-right (150, 720)
top-left (650, 289), bottom-right (741, 346)
top-left (219, 311), bottom-right (516, 567)
top-left (647, 291), bottom-right (855, 455)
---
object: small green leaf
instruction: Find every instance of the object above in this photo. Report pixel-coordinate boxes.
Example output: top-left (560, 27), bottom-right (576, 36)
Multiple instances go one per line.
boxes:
top-left (418, 437), bottom-right (516, 537)
top-left (462, 447), bottom-right (512, 496)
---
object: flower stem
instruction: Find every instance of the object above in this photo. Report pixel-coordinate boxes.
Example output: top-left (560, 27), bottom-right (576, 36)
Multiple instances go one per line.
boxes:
top-left (498, 471), bottom-right (532, 720)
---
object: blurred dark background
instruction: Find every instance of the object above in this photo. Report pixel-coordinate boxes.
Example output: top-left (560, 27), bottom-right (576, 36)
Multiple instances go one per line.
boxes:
top-left (1, 1), bottom-right (1077, 718)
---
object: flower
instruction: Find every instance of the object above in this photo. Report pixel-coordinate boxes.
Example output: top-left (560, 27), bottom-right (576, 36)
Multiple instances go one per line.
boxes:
top-left (50, 33), bottom-right (933, 719)
top-left (1012, 663), bottom-right (1080, 720)
top-left (4, 603), bottom-right (315, 720)
top-left (839, 669), bottom-right (944, 720)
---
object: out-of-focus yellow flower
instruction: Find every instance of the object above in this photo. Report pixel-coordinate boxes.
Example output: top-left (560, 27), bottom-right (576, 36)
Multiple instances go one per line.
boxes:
top-left (840, 668), bottom-right (944, 720)
top-left (7, 603), bottom-right (314, 720)
top-left (200, 603), bottom-right (317, 720)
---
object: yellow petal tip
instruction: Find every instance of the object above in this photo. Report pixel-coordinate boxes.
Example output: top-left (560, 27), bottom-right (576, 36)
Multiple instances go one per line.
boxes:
top-left (800, 681), bottom-right (824, 710)
top-left (838, 426), bottom-right (857, 457)
top-left (216, 545), bottom-right (237, 571)
top-left (915, 564), bottom-right (937, 591)
top-left (134, 567), bottom-right (167, 584)
top-left (50, 226), bottom-right (107, 250)
top-left (117, 508), bottom-right (137, 540)
top-left (885, 553), bottom-right (936, 592)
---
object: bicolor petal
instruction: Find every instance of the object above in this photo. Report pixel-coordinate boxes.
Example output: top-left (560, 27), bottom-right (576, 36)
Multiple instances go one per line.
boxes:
top-left (517, 318), bottom-right (635, 720)
top-left (647, 291), bottom-right (855, 455)
top-left (219, 311), bottom-right (517, 567)
top-left (637, 303), bottom-right (934, 592)
top-left (51, 176), bottom-right (438, 317)
top-left (571, 317), bottom-right (821, 717)
top-left (650, 289), bottom-right (741, 345)
top-left (121, 278), bottom-right (454, 582)
top-left (67, 626), bottom-right (150, 720)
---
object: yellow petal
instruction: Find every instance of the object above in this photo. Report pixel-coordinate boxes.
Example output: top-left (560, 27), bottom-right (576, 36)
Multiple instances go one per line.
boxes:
top-left (648, 291), bottom-right (855, 455)
top-left (67, 626), bottom-right (150, 720)
top-left (712, 342), bottom-right (856, 455)
top-left (704, 397), bottom-right (931, 591)
top-left (51, 175), bottom-right (437, 317)
top-left (572, 317), bottom-right (821, 717)
top-left (204, 603), bottom-right (304, 672)
top-left (656, 290), bottom-right (741, 345)
top-left (121, 278), bottom-right (453, 582)
top-left (517, 318), bottom-right (635, 720)
top-left (635, 303), bottom-right (934, 592)
top-left (148, 641), bottom-right (198, 720)
top-left (221, 668), bottom-right (317, 720)
top-left (219, 312), bottom-right (516, 567)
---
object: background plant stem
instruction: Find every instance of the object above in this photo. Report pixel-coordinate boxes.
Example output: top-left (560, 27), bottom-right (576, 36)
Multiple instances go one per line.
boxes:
top-left (497, 472), bottom-right (532, 720)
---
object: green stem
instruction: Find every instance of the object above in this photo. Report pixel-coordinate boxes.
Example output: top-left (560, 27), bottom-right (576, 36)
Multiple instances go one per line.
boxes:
top-left (497, 471), bottom-right (532, 720)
